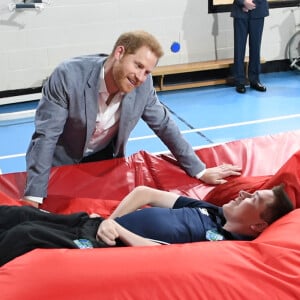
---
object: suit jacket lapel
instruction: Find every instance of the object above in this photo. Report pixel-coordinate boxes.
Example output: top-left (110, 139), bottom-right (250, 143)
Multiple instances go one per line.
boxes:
top-left (115, 90), bottom-right (137, 155)
top-left (120, 90), bottom-right (137, 120)
top-left (84, 60), bottom-right (104, 148)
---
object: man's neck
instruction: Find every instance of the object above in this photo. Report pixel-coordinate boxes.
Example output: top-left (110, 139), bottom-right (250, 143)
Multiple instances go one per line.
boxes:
top-left (223, 222), bottom-right (257, 238)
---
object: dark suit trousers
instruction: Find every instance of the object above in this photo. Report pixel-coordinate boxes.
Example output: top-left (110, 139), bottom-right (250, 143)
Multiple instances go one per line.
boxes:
top-left (233, 17), bottom-right (265, 85)
top-left (0, 206), bottom-right (105, 266)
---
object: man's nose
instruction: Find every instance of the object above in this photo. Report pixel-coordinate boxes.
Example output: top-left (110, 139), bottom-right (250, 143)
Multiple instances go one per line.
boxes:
top-left (136, 70), bottom-right (146, 82)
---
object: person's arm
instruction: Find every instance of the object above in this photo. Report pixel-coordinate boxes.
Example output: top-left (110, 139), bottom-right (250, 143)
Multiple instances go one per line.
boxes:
top-left (109, 186), bottom-right (179, 219)
top-left (142, 86), bottom-right (206, 177)
top-left (97, 218), bottom-right (162, 246)
top-left (142, 81), bottom-right (242, 185)
top-left (24, 65), bottom-right (69, 200)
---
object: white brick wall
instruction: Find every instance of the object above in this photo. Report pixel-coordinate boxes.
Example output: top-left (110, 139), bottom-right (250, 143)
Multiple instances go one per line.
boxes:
top-left (0, 0), bottom-right (299, 92)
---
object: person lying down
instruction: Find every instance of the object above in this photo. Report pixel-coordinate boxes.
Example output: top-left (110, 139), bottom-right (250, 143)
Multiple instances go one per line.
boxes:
top-left (0, 185), bottom-right (294, 266)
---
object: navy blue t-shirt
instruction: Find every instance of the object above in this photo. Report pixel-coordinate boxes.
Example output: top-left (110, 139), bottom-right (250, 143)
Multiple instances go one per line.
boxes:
top-left (115, 196), bottom-right (252, 244)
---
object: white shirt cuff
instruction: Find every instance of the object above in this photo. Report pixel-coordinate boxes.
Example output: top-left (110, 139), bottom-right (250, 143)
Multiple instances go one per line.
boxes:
top-left (195, 169), bottom-right (206, 179)
top-left (24, 196), bottom-right (44, 204)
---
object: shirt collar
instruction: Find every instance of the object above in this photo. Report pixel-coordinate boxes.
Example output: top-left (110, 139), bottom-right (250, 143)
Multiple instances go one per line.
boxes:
top-left (99, 66), bottom-right (108, 94)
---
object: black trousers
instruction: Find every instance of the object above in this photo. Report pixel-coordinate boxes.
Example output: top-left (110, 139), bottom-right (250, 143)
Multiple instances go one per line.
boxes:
top-left (233, 17), bottom-right (265, 85)
top-left (0, 206), bottom-right (107, 266)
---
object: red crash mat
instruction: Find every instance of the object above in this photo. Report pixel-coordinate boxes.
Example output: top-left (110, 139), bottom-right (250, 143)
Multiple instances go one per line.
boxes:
top-left (0, 130), bottom-right (300, 300)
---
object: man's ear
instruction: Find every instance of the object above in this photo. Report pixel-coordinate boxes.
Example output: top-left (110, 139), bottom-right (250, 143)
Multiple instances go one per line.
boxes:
top-left (114, 45), bottom-right (125, 60)
top-left (250, 222), bottom-right (268, 233)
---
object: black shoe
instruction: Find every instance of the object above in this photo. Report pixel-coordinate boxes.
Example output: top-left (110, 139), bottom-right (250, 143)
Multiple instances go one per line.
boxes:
top-left (236, 84), bottom-right (246, 94)
top-left (250, 82), bottom-right (266, 92)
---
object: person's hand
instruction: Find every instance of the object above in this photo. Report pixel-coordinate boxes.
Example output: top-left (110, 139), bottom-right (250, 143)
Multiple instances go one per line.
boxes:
top-left (96, 219), bottom-right (120, 246)
top-left (243, 0), bottom-right (256, 11)
top-left (199, 164), bottom-right (242, 185)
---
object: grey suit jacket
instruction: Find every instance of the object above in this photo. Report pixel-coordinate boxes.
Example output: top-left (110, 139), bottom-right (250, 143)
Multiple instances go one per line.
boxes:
top-left (25, 55), bottom-right (205, 198)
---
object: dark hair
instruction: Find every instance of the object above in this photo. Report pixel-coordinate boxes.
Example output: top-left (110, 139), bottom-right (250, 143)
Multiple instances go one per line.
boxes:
top-left (111, 30), bottom-right (164, 59)
top-left (260, 184), bottom-right (294, 224)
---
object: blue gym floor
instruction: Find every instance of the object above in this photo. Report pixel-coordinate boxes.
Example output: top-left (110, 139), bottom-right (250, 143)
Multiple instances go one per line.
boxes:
top-left (0, 70), bottom-right (300, 174)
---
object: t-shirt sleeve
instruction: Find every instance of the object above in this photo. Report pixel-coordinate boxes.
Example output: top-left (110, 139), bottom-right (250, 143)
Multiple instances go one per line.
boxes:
top-left (173, 196), bottom-right (204, 209)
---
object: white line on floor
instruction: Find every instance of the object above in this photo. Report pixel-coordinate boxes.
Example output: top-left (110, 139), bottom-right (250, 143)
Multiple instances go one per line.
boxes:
top-left (128, 114), bottom-right (300, 141)
top-left (1, 113), bottom-right (300, 160)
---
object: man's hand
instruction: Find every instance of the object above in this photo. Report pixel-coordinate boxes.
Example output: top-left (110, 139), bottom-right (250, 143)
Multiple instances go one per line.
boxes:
top-left (97, 218), bottom-right (163, 247)
top-left (199, 164), bottom-right (242, 185)
top-left (243, 0), bottom-right (256, 11)
top-left (96, 219), bottom-right (120, 246)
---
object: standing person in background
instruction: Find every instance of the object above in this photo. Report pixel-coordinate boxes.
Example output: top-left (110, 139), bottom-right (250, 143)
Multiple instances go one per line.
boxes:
top-left (24, 30), bottom-right (241, 207)
top-left (231, 0), bottom-right (269, 94)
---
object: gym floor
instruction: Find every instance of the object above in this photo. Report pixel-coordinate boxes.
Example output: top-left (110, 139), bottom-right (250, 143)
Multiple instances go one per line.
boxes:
top-left (0, 70), bottom-right (299, 174)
